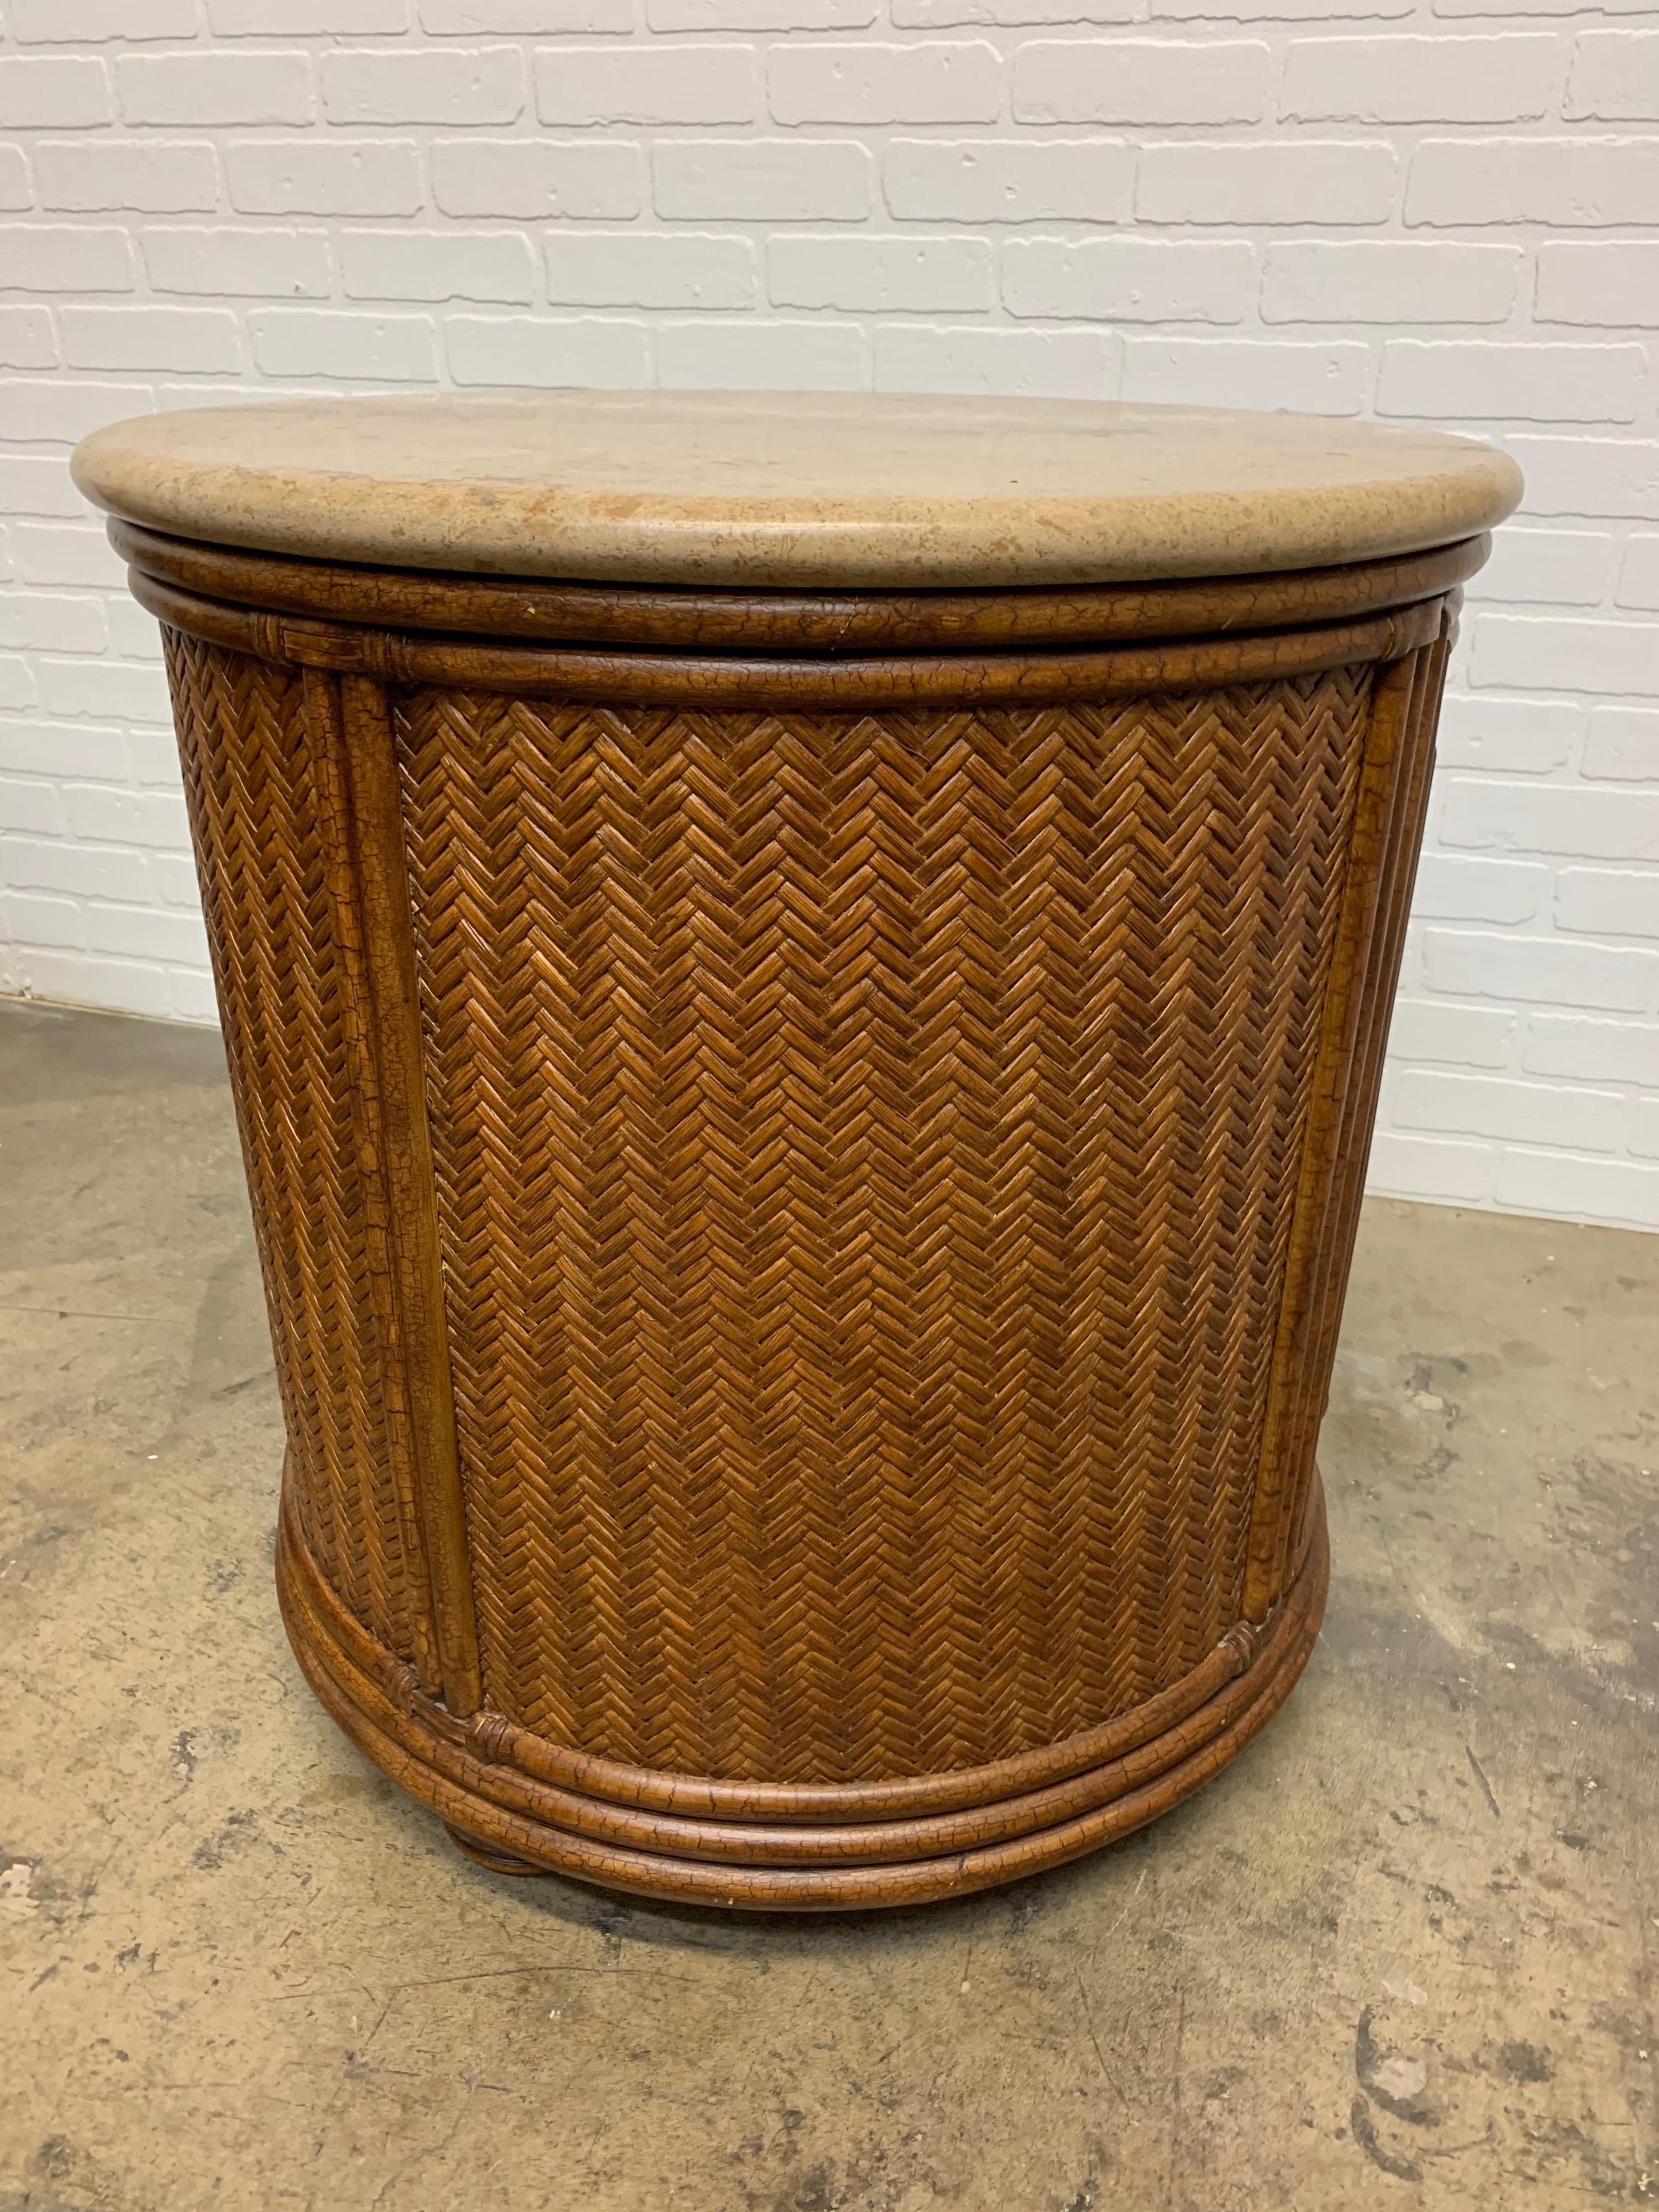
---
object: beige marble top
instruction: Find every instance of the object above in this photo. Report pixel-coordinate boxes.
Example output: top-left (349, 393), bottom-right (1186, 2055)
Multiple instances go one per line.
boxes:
top-left (72, 391), bottom-right (1521, 590)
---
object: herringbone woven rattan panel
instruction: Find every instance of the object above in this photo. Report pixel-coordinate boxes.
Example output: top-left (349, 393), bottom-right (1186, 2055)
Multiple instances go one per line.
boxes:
top-left (396, 673), bottom-right (1374, 1784)
top-left (165, 630), bottom-right (418, 1665)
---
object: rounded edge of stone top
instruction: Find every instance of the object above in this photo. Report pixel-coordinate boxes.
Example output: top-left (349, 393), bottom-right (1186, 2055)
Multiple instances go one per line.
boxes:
top-left (71, 391), bottom-right (1524, 590)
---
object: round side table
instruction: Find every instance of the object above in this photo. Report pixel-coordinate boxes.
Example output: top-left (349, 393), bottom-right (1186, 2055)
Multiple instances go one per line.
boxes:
top-left (74, 392), bottom-right (1520, 1910)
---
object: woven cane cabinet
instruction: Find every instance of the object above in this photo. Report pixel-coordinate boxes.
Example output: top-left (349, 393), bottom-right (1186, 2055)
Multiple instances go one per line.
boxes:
top-left (75, 393), bottom-right (1519, 1911)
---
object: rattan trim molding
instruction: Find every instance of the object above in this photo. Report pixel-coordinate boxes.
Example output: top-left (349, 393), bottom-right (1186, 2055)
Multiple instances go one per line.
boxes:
top-left (303, 666), bottom-right (483, 1714)
top-left (130, 562), bottom-right (1446, 710)
top-left (278, 1462), bottom-right (1329, 1910)
top-left (113, 517), bottom-right (1485, 656)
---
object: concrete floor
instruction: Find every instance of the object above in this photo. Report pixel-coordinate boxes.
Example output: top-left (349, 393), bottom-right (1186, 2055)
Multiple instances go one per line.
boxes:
top-left (1, 997), bottom-right (1655, 2212)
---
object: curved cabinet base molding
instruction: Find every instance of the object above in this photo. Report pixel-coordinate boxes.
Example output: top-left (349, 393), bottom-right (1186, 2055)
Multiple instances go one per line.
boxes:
top-left (277, 1467), bottom-right (1327, 1911)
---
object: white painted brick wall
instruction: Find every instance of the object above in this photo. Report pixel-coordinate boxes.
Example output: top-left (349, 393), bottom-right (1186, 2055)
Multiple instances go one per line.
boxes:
top-left (2, 8), bottom-right (1657, 1232)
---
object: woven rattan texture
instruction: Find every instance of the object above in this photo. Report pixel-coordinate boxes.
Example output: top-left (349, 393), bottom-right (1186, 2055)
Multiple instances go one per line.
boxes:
top-left (166, 631), bottom-right (417, 1664)
top-left (395, 677), bottom-right (1374, 1784)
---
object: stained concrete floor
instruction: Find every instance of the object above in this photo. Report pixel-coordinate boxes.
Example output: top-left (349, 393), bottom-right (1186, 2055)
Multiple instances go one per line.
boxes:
top-left (1, 996), bottom-right (1655, 2212)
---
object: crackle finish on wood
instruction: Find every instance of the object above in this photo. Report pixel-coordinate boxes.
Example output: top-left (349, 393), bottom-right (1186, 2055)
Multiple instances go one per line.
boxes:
top-left (144, 529), bottom-right (1458, 1909)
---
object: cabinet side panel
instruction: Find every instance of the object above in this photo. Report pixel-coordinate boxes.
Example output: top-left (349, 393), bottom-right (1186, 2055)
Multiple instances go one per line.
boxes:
top-left (397, 672), bottom-right (1374, 1782)
top-left (1251, 628), bottom-right (1452, 1610)
top-left (165, 627), bottom-right (417, 1664)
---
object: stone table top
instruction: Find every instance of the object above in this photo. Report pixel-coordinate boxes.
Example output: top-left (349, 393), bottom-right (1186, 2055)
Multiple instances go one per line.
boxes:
top-left (72, 390), bottom-right (1522, 591)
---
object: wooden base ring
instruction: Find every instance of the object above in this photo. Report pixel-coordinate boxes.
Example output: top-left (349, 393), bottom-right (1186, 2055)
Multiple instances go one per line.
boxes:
top-left (443, 1825), bottom-right (545, 1878)
top-left (277, 1469), bottom-right (1327, 1912)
